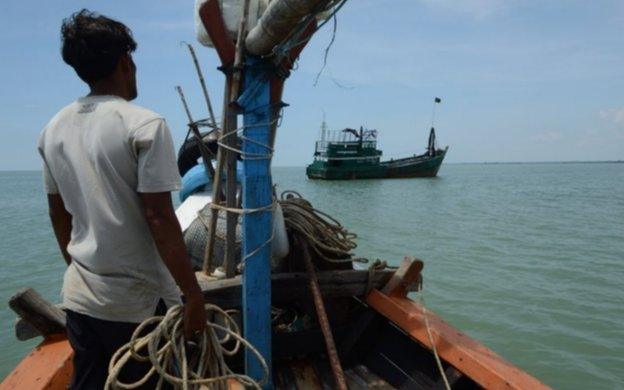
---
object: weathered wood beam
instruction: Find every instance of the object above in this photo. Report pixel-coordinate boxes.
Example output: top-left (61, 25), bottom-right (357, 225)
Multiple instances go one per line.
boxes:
top-left (15, 318), bottom-right (41, 341)
top-left (9, 289), bottom-right (66, 340)
top-left (381, 257), bottom-right (423, 296)
top-left (15, 302), bottom-right (66, 341)
top-left (339, 258), bottom-right (424, 359)
top-left (224, 0), bottom-right (249, 279)
top-left (197, 269), bottom-right (403, 308)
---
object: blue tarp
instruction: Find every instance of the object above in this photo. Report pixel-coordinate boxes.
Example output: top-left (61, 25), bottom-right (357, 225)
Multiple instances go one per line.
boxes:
top-left (179, 163), bottom-right (244, 202)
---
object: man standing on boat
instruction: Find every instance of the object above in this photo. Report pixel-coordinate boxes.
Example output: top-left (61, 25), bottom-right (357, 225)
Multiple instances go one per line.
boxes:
top-left (37, 10), bottom-right (206, 389)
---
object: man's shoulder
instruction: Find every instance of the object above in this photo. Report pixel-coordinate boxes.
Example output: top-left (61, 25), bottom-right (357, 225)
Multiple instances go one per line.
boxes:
top-left (110, 100), bottom-right (165, 132)
top-left (39, 98), bottom-right (167, 145)
top-left (44, 101), bottom-right (79, 127)
top-left (39, 101), bottom-right (79, 145)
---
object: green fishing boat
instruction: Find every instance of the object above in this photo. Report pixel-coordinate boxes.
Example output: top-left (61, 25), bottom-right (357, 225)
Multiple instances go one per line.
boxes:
top-left (307, 98), bottom-right (448, 180)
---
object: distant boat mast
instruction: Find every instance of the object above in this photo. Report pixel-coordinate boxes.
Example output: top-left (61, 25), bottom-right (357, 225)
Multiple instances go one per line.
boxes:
top-left (320, 112), bottom-right (328, 142)
top-left (430, 97), bottom-right (442, 129)
top-left (428, 97), bottom-right (442, 156)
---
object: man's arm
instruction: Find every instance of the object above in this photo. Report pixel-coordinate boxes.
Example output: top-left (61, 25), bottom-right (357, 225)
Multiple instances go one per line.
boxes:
top-left (47, 194), bottom-right (72, 265)
top-left (138, 191), bottom-right (206, 337)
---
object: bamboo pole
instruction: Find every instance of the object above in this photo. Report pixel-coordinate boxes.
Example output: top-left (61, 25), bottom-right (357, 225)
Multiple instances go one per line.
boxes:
top-left (175, 86), bottom-right (216, 180)
top-left (202, 0), bottom-right (251, 276)
top-left (185, 43), bottom-right (219, 131)
top-left (223, 95), bottom-right (239, 278)
top-left (202, 120), bottom-right (227, 274)
top-left (223, 0), bottom-right (251, 278)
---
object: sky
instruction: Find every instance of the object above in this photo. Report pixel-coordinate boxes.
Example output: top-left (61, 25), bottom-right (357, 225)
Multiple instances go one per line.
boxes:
top-left (1, 0), bottom-right (623, 170)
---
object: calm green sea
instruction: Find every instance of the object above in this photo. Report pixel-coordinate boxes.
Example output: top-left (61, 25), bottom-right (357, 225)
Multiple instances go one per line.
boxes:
top-left (1, 164), bottom-right (623, 388)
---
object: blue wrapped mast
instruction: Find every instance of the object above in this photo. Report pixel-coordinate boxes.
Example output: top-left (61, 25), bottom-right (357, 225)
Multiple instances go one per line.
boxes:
top-left (237, 56), bottom-right (273, 387)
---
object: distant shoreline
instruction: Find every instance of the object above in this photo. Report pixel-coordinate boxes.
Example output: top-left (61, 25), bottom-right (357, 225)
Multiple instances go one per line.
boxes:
top-left (1, 160), bottom-right (622, 172)
top-left (450, 160), bottom-right (624, 165)
top-left (279, 160), bottom-right (624, 167)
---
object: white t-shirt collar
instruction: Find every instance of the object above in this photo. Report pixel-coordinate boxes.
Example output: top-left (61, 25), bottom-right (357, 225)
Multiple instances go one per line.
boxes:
top-left (77, 94), bottom-right (126, 103)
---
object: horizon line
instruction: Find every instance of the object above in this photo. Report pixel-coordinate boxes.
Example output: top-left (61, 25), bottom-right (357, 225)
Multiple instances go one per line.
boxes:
top-left (2, 160), bottom-right (622, 172)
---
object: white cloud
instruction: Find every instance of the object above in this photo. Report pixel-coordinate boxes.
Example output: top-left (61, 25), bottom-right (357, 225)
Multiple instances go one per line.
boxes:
top-left (530, 131), bottom-right (564, 143)
top-left (599, 107), bottom-right (624, 125)
top-left (599, 107), bottom-right (624, 141)
top-left (417, 0), bottom-right (514, 20)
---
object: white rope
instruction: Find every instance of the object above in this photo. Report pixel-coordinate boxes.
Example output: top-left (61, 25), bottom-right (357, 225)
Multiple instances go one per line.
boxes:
top-left (417, 288), bottom-right (451, 390)
top-left (194, 110), bottom-right (279, 271)
top-left (105, 304), bottom-right (268, 390)
top-left (209, 201), bottom-right (274, 215)
top-left (197, 201), bottom-right (277, 268)
top-left (215, 117), bottom-right (279, 161)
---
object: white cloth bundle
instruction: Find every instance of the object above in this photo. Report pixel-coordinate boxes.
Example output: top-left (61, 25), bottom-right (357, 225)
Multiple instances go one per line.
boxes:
top-left (195, 0), bottom-right (269, 47)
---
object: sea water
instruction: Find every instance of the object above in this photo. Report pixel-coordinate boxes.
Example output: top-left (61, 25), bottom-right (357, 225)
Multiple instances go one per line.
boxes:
top-left (0, 164), bottom-right (622, 388)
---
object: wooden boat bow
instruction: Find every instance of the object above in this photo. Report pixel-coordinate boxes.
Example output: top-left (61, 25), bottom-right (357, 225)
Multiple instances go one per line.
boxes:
top-left (0, 335), bottom-right (72, 390)
top-left (366, 259), bottom-right (550, 390)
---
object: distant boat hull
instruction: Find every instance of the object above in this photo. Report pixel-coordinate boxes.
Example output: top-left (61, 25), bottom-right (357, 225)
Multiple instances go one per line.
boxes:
top-left (306, 147), bottom-right (448, 180)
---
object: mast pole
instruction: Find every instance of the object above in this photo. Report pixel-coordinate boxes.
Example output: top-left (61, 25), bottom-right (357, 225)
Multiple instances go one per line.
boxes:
top-left (429, 97), bottom-right (441, 155)
top-left (431, 97), bottom-right (442, 128)
top-left (238, 56), bottom-right (273, 388)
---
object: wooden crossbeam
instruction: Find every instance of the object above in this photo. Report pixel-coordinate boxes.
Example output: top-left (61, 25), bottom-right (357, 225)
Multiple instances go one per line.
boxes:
top-left (197, 269), bottom-right (404, 308)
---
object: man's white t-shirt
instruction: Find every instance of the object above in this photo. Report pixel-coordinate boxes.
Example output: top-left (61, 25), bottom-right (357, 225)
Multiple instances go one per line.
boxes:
top-left (38, 95), bottom-right (182, 323)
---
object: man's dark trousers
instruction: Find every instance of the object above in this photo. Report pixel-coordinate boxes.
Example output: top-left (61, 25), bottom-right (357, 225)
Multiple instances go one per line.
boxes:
top-left (65, 300), bottom-right (167, 389)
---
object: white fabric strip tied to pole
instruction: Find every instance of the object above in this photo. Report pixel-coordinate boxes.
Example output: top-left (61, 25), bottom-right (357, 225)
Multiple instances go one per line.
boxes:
top-left (245, 0), bottom-right (328, 56)
top-left (194, 0), bottom-right (269, 48)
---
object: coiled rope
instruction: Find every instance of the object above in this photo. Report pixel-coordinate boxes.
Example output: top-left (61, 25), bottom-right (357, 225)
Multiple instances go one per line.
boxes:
top-left (198, 189), bottom-right (367, 272)
top-left (278, 190), bottom-right (366, 264)
top-left (105, 304), bottom-right (268, 390)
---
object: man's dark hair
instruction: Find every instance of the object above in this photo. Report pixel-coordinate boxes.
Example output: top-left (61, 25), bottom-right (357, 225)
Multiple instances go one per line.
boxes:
top-left (61, 9), bottom-right (137, 84)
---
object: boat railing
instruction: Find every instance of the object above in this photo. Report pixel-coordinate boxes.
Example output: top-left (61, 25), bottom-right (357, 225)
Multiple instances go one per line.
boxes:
top-left (317, 128), bottom-right (378, 143)
top-left (315, 140), bottom-right (371, 151)
top-left (315, 155), bottom-right (381, 162)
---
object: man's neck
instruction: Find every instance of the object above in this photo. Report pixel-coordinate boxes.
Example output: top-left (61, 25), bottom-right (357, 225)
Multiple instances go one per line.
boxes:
top-left (88, 82), bottom-right (128, 100)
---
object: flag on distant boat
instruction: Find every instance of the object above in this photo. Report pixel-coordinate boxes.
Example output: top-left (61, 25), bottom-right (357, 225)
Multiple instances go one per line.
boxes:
top-left (434, 97), bottom-right (441, 103)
